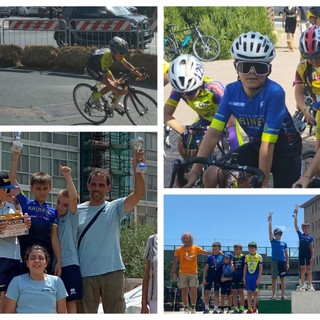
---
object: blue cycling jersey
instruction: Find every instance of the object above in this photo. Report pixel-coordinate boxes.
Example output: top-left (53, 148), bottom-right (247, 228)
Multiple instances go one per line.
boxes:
top-left (211, 78), bottom-right (301, 152)
top-left (297, 231), bottom-right (313, 253)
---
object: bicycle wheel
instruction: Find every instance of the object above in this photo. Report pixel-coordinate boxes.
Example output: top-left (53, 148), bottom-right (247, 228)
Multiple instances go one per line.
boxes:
top-left (73, 83), bottom-right (108, 124)
top-left (192, 35), bottom-right (220, 62)
top-left (164, 36), bottom-right (179, 61)
top-left (123, 90), bottom-right (157, 125)
top-left (301, 149), bottom-right (315, 176)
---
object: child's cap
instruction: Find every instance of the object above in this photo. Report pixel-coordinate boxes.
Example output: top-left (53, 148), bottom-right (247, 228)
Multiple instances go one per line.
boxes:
top-left (248, 241), bottom-right (257, 248)
top-left (0, 172), bottom-right (18, 190)
top-left (302, 222), bottom-right (310, 227)
top-left (224, 252), bottom-right (233, 260)
top-left (274, 228), bottom-right (283, 235)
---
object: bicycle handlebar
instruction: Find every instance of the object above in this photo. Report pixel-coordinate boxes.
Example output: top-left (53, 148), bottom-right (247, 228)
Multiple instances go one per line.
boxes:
top-left (171, 156), bottom-right (265, 188)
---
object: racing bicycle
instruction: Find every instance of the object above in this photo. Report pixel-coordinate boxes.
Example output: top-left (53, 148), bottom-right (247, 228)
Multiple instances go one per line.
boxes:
top-left (73, 68), bottom-right (157, 125)
top-left (168, 153), bottom-right (265, 188)
top-left (164, 23), bottom-right (220, 62)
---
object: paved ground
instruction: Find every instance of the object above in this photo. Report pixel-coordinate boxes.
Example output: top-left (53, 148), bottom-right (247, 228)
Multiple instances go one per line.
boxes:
top-left (163, 25), bottom-right (316, 187)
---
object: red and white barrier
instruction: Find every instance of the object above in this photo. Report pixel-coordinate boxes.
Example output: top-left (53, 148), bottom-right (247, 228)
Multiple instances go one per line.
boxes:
top-left (9, 20), bottom-right (59, 31)
top-left (74, 20), bottom-right (131, 31)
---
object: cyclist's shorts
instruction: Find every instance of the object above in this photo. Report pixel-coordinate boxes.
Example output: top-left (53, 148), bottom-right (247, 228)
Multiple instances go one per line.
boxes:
top-left (86, 55), bottom-right (104, 81)
top-left (299, 252), bottom-right (312, 266)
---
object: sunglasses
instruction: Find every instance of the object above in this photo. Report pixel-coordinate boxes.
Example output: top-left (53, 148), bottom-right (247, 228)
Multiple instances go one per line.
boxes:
top-left (235, 61), bottom-right (270, 76)
top-left (275, 233), bottom-right (283, 236)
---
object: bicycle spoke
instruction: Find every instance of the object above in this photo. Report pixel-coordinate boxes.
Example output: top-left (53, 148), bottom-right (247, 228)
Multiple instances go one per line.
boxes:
top-left (193, 35), bottom-right (220, 62)
top-left (124, 90), bottom-right (157, 125)
top-left (73, 83), bottom-right (108, 124)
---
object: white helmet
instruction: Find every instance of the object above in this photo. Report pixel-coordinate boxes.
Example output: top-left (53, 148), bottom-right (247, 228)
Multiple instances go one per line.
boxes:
top-left (169, 54), bottom-right (204, 93)
top-left (231, 31), bottom-right (276, 63)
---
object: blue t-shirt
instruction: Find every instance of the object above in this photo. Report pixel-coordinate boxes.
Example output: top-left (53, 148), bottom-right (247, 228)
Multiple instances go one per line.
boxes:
top-left (58, 209), bottom-right (79, 267)
top-left (5, 273), bottom-right (68, 313)
top-left (210, 78), bottom-right (301, 154)
top-left (271, 238), bottom-right (287, 262)
top-left (206, 253), bottom-right (224, 269)
top-left (17, 193), bottom-right (57, 253)
top-left (77, 199), bottom-right (129, 277)
top-left (297, 231), bottom-right (313, 254)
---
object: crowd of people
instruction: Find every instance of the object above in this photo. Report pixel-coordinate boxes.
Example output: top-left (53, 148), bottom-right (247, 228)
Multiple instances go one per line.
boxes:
top-left (0, 142), bottom-right (156, 313)
top-left (171, 211), bottom-right (314, 314)
top-left (164, 6), bottom-right (320, 188)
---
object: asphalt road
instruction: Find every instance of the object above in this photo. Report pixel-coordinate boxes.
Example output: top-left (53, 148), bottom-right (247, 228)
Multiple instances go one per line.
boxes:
top-left (0, 68), bottom-right (157, 125)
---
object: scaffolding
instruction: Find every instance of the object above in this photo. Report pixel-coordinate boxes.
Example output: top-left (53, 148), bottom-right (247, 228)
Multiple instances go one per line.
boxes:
top-left (80, 132), bottom-right (131, 201)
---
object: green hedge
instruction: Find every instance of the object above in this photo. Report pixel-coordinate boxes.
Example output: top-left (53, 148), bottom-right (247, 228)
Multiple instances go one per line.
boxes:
top-left (164, 6), bottom-right (276, 60)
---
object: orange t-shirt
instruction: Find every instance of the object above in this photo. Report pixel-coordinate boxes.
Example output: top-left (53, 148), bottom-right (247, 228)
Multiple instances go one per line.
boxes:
top-left (174, 245), bottom-right (203, 274)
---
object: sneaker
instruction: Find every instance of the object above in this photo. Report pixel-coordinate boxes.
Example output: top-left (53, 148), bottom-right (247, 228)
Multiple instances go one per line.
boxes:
top-left (212, 309), bottom-right (220, 314)
top-left (253, 309), bottom-right (257, 313)
top-left (238, 308), bottom-right (244, 314)
top-left (281, 296), bottom-right (288, 300)
top-left (203, 309), bottom-right (209, 314)
top-left (247, 309), bottom-right (253, 314)
top-left (309, 285), bottom-right (316, 291)
top-left (191, 309), bottom-right (196, 314)
top-left (232, 308), bottom-right (239, 314)
top-left (114, 102), bottom-right (126, 115)
top-left (270, 295), bottom-right (277, 300)
top-left (297, 285), bottom-right (305, 292)
top-left (184, 308), bottom-right (190, 314)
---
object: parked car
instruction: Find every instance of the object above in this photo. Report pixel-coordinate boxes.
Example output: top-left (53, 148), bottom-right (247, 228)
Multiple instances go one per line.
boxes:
top-left (54, 6), bottom-right (154, 48)
top-left (0, 7), bottom-right (11, 17)
top-left (18, 6), bottom-right (39, 16)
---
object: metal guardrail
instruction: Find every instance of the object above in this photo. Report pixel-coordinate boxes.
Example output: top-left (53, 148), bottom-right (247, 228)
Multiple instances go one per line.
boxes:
top-left (1, 18), bottom-right (67, 47)
top-left (1, 18), bottom-right (155, 50)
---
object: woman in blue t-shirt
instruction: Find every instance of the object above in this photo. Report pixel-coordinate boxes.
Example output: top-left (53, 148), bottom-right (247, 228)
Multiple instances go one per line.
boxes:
top-left (4, 244), bottom-right (67, 313)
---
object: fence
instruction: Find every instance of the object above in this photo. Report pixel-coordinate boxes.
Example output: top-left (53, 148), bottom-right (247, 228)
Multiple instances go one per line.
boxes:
top-left (1, 17), bottom-right (156, 50)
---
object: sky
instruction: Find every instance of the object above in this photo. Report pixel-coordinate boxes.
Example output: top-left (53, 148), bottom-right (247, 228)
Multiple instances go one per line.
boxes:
top-left (164, 194), bottom-right (318, 250)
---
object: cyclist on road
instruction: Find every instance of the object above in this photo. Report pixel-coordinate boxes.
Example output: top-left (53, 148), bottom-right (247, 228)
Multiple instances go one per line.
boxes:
top-left (86, 36), bottom-right (145, 114)
top-left (183, 32), bottom-right (302, 188)
top-left (164, 54), bottom-right (243, 158)
top-left (294, 26), bottom-right (320, 151)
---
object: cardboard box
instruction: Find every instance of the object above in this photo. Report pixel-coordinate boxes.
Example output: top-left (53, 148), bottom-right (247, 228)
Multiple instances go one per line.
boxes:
top-left (0, 218), bottom-right (29, 238)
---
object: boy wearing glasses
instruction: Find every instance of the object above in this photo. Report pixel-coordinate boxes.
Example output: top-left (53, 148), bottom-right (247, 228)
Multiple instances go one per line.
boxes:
top-left (164, 54), bottom-right (243, 159)
top-left (184, 31), bottom-right (302, 188)
top-left (268, 214), bottom-right (289, 300)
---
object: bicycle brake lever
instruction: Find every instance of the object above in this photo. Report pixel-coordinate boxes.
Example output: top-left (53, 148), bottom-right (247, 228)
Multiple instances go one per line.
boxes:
top-left (174, 159), bottom-right (188, 187)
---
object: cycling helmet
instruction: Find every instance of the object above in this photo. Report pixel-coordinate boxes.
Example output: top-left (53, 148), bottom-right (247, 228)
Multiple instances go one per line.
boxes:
top-left (248, 241), bottom-right (257, 248)
top-left (231, 31), bottom-right (276, 63)
top-left (299, 26), bottom-right (320, 59)
top-left (307, 7), bottom-right (320, 20)
top-left (109, 36), bottom-right (129, 55)
top-left (274, 228), bottom-right (283, 235)
top-left (168, 54), bottom-right (204, 93)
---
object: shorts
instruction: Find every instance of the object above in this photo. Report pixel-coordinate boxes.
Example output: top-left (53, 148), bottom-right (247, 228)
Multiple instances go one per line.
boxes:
top-left (0, 258), bottom-right (23, 292)
top-left (232, 273), bottom-right (244, 290)
top-left (220, 140), bottom-right (301, 188)
top-left (271, 260), bottom-right (287, 278)
top-left (178, 273), bottom-right (199, 288)
top-left (60, 265), bottom-right (83, 301)
top-left (86, 55), bottom-right (104, 82)
top-left (204, 268), bottom-right (222, 291)
top-left (299, 253), bottom-right (312, 266)
top-left (245, 274), bottom-right (259, 292)
top-left (220, 280), bottom-right (232, 295)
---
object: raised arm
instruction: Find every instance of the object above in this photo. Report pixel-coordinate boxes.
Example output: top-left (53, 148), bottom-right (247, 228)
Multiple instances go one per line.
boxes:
top-left (60, 165), bottom-right (77, 214)
top-left (124, 148), bottom-right (145, 212)
top-left (294, 207), bottom-right (299, 231)
top-left (8, 151), bottom-right (21, 197)
top-left (268, 214), bottom-right (273, 241)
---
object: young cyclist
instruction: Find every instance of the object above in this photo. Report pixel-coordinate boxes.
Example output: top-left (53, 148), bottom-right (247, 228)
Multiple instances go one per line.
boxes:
top-left (202, 242), bottom-right (224, 314)
top-left (171, 232), bottom-right (211, 314)
top-left (293, 206), bottom-right (315, 291)
top-left (231, 244), bottom-right (245, 314)
top-left (243, 242), bottom-right (262, 314)
top-left (307, 7), bottom-right (320, 26)
top-left (164, 54), bottom-right (243, 159)
top-left (268, 214), bottom-right (289, 300)
top-left (220, 252), bottom-right (233, 314)
top-left (183, 32), bottom-right (302, 188)
top-left (56, 166), bottom-right (82, 313)
top-left (86, 36), bottom-right (145, 114)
